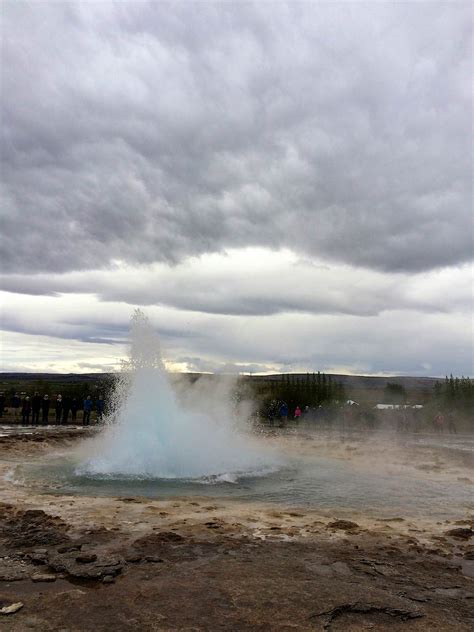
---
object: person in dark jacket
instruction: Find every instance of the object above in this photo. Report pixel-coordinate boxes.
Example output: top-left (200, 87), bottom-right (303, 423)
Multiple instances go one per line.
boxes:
top-left (83, 396), bottom-right (93, 425)
top-left (55, 394), bottom-right (63, 424)
top-left (96, 395), bottom-right (105, 422)
top-left (22, 396), bottom-right (31, 425)
top-left (41, 394), bottom-right (50, 425)
top-left (12, 393), bottom-right (21, 418)
top-left (0, 393), bottom-right (5, 418)
top-left (32, 392), bottom-right (42, 425)
top-left (71, 398), bottom-right (78, 423)
top-left (62, 396), bottom-right (70, 424)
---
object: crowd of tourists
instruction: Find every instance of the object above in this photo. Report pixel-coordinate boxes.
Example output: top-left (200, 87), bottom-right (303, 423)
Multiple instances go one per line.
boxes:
top-left (265, 400), bottom-right (457, 434)
top-left (0, 392), bottom-right (105, 426)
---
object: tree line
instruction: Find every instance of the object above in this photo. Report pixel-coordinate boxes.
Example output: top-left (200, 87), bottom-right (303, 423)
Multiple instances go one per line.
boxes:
top-left (249, 372), bottom-right (346, 419)
top-left (433, 375), bottom-right (473, 413)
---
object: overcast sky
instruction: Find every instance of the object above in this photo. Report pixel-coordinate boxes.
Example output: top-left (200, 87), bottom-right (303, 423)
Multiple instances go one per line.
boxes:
top-left (1, 1), bottom-right (472, 376)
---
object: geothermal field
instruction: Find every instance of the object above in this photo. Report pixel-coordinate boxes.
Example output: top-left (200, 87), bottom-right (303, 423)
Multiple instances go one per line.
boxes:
top-left (0, 315), bottom-right (472, 631)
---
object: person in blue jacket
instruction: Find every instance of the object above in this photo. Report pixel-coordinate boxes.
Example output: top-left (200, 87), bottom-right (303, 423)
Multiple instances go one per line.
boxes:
top-left (83, 396), bottom-right (93, 425)
top-left (279, 402), bottom-right (288, 427)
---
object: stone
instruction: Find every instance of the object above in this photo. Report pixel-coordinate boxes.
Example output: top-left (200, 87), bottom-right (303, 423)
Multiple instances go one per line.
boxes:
top-left (28, 553), bottom-right (48, 565)
top-left (48, 553), bottom-right (123, 580)
top-left (326, 520), bottom-right (360, 531)
top-left (102, 575), bottom-right (115, 584)
top-left (144, 555), bottom-right (165, 563)
top-left (445, 528), bottom-right (473, 540)
top-left (75, 553), bottom-right (97, 564)
top-left (125, 554), bottom-right (142, 563)
top-left (31, 573), bottom-right (56, 582)
top-left (0, 602), bottom-right (24, 615)
top-left (57, 544), bottom-right (81, 554)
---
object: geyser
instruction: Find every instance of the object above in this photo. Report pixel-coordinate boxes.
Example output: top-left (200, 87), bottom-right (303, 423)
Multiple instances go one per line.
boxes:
top-left (77, 310), bottom-right (277, 480)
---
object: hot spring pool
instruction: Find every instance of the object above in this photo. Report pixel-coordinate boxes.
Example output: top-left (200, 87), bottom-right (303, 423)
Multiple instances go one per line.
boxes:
top-left (12, 439), bottom-right (473, 520)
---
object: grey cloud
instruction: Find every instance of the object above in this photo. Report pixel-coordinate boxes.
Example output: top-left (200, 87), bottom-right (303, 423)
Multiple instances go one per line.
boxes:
top-left (1, 291), bottom-right (472, 377)
top-left (174, 357), bottom-right (276, 375)
top-left (1, 2), bottom-right (471, 275)
top-left (0, 257), bottom-right (471, 318)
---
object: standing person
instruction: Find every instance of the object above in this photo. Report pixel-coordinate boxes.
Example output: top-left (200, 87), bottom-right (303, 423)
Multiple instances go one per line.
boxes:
top-left (70, 398), bottom-right (78, 423)
top-left (0, 392), bottom-right (5, 418)
top-left (83, 396), bottom-right (93, 425)
top-left (447, 411), bottom-right (457, 434)
top-left (294, 405), bottom-right (302, 422)
top-left (55, 394), bottom-right (63, 424)
top-left (12, 393), bottom-right (21, 418)
top-left (21, 396), bottom-right (31, 425)
top-left (62, 396), bottom-right (70, 424)
top-left (96, 395), bottom-right (105, 422)
top-left (279, 402), bottom-right (288, 427)
top-left (433, 411), bottom-right (444, 434)
top-left (32, 392), bottom-right (41, 425)
top-left (342, 405), bottom-right (353, 433)
top-left (41, 394), bottom-right (50, 425)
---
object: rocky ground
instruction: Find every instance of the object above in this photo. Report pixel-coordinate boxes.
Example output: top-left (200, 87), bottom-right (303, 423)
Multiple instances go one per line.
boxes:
top-left (0, 429), bottom-right (473, 631)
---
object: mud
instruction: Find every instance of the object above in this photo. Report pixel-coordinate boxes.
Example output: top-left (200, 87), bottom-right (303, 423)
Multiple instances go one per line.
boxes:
top-left (0, 429), bottom-right (473, 630)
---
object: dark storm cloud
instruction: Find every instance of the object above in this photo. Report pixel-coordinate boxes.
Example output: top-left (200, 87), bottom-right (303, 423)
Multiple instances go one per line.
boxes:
top-left (1, 2), bottom-right (471, 275)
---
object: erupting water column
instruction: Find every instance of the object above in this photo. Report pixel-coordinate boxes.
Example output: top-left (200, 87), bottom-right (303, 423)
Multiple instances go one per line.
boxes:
top-left (77, 310), bottom-right (276, 480)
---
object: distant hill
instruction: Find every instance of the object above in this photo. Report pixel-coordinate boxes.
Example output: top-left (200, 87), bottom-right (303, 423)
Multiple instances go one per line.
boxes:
top-left (0, 371), bottom-right (441, 392)
top-left (0, 372), bottom-right (112, 384)
top-left (249, 373), bottom-right (441, 392)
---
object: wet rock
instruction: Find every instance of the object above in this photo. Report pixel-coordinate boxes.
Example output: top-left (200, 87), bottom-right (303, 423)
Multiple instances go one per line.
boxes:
top-left (48, 553), bottom-right (123, 580)
top-left (445, 527), bottom-right (473, 540)
top-left (76, 553), bottom-right (97, 564)
top-left (125, 554), bottom-right (143, 563)
top-left (156, 531), bottom-right (184, 542)
top-left (435, 587), bottom-right (474, 599)
top-left (311, 601), bottom-right (424, 627)
top-left (326, 520), bottom-right (360, 532)
top-left (27, 552), bottom-right (48, 565)
top-left (0, 570), bottom-right (27, 581)
top-left (0, 556), bottom-right (31, 581)
top-left (400, 591), bottom-right (431, 603)
top-left (57, 544), bottom-right (81, 554)
top-left (144, 555), bottom-right (165, 563)
top-left (31, 573), bottom-right (56, 582)
top-left (0, 507), bottom-right (70, 548)
top-left (133, 531), bottom-right (185, 553)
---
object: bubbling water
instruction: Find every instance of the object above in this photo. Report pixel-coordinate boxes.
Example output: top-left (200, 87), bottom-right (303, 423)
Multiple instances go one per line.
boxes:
top-left (77, 310), bottom-right (278, 480)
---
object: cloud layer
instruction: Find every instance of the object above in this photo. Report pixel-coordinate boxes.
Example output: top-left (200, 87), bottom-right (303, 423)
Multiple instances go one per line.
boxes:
top-left (0, 2), bottom-right (472, 376)
top-left (0, 249), bottom-right (472, 318)
top-left (2, 2), bottom-right (472, 274)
